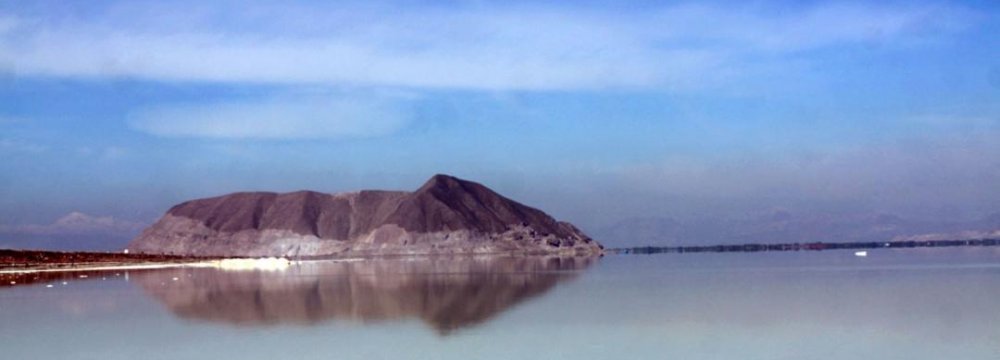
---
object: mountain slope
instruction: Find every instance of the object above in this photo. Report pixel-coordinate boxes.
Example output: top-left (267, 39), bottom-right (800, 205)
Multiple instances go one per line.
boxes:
top-left (128, 174), bottom-right (601, 257)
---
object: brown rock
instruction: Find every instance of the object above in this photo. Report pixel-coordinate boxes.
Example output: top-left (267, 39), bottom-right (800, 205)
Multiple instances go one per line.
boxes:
top-left (128, 174), bottom-right (602, 257)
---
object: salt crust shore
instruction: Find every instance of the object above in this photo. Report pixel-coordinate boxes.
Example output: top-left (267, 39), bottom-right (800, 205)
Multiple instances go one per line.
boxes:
top-left (2, 257), bottom-right (303, 274)
top-left (1, 252), bottom-right (587, 275)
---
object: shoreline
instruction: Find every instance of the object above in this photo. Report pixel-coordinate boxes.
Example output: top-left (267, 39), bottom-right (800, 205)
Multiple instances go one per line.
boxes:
top-left (0, 261), bottom-right (221, 275)
top-left (0, 248), bottom-right (600, 276)
top-left (610, 238), bottom-right (1000, 255)
top-left (0, 249), bottom-right (226, 274)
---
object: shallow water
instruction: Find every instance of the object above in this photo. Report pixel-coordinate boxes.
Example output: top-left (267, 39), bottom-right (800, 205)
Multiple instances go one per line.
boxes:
top-left (2, 248), bottom-right (998, 359)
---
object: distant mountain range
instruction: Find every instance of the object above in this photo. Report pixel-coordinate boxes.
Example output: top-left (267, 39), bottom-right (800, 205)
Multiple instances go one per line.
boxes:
top-left (4, 177), bottom-right (996, 253)
top-left (594, 211), bottom-right (1000, 247)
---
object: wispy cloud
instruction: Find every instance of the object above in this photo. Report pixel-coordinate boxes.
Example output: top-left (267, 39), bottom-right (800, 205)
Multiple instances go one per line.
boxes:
top-left (650, 2), bottom-right (975, 51)
top-left (0, 138), bottom-right (47, 154)
top-left (0, 115), bottom-right (27, 125)
top-left (0, 1), bottom-right (977, 91)
top-left (0, 211), bottom-right (146, 236)
top-left (128, 94), bottom-right (412, 139)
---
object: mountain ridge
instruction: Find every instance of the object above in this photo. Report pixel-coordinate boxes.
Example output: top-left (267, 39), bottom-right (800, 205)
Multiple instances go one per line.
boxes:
top-left (128, 174), bottom-right (601, 257)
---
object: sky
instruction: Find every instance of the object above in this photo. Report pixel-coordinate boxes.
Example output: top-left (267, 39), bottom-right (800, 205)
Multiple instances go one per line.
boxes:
top-left (1, 0), bottom-right (998, 249)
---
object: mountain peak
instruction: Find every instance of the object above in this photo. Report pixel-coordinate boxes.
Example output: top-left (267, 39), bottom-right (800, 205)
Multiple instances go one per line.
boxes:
top-left (129, 175), bottom-right (601, 257)
top-left (417, 174), bottom-right (467, 191)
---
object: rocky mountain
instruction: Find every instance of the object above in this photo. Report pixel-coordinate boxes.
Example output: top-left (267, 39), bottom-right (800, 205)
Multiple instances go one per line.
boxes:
top-left (128, 174), bottom-right (601, 257)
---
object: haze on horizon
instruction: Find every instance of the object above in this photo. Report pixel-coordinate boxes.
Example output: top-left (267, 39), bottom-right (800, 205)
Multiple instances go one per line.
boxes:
top-left (1, 0), bottom-right (998, 250)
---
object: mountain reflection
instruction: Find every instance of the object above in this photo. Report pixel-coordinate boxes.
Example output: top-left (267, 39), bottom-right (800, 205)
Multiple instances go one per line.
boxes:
top-left (135, 256), bottom-right (596, 333)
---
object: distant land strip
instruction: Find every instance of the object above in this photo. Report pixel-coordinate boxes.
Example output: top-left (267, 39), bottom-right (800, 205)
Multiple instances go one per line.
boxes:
top-left (610, 238), bottom-right (1000, 255)
top-left (0, 249), bottom-right (222, 271)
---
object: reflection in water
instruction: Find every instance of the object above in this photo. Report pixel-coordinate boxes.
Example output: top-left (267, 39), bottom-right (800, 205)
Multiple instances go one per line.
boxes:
top-left (135, 256), bottom-right (596, 333)
top-left (3, 250), bottom-right (999, 359)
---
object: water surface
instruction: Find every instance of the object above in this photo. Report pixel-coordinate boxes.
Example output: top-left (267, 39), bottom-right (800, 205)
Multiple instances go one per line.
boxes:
top-left (2, 249), bottom-right (998, 359)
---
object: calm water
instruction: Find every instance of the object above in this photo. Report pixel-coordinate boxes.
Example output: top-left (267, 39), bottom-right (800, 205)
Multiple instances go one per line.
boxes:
top-left (2, 248), bottom-right (999, 359)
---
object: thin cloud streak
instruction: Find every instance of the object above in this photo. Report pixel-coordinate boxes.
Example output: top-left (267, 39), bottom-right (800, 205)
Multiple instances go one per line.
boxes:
top-left (0, 2), bottom-right (977, 90)
top-left (128, 95), bottom-right (412, 139)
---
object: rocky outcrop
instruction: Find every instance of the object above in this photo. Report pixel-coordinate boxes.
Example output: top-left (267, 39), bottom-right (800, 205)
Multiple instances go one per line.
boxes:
top-left (128, 174), bottom-right (602, 257)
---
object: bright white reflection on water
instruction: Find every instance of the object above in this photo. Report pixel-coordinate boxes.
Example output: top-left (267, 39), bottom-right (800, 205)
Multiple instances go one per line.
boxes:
top-left (1, 249), bottom-right (998, 359)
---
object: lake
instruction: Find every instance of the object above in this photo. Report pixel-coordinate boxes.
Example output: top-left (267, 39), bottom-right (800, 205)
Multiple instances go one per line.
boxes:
top-left (2, 248), bottom-right (998, 359)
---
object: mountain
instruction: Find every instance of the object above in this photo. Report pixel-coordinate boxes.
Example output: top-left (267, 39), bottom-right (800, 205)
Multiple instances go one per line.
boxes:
top-left (128, 174), bottom-right (601, 257)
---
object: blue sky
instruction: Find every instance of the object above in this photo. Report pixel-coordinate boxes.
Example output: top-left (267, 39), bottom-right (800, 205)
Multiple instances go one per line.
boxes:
top-left (1, 0), bottom-right (998, 246)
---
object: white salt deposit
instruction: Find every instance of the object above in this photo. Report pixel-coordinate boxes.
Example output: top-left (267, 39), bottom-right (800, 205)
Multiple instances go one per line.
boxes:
top-left (215, 257), bottom-right (291, 271)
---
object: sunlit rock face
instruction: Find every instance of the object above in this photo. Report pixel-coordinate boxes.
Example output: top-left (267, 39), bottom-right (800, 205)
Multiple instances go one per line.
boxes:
top-left (128, 174), bottom-right (602, 257)
top-left (135, 256), bottom-right (595, 333)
